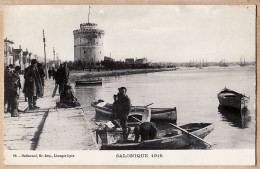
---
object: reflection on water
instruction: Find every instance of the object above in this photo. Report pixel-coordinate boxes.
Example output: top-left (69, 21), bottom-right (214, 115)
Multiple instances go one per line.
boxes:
top-left (75, 66), bottom-right (256, 149)
top-left (218, 105), bottom-right (251, 129)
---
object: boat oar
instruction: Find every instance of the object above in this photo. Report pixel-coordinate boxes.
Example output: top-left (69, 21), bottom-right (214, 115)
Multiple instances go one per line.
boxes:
top-left (144, 103), bottom-right (153, 107)
top-left (131, 116), bottom-right (143, 124)
top-left (168, 123), bottom-right (212, 147)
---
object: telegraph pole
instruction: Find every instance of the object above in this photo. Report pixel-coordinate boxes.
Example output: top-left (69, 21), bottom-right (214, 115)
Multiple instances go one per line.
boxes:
top-left (43, 29), bottom-right (47, 79)
top-left (53, 47), bottom-right (55, 68)
top-left (88, 5), bottom-right (91, 23)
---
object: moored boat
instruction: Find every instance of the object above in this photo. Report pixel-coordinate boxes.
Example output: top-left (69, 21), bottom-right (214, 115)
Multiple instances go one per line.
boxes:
top-left (91, 101), bottom-right (177, 122)
top-left (96, 123), bottom-right (214, 150)
top-left (75, 79), bottom-right (102, 86)
top-left (217, 88), bottom-right (250, 110)
top-left (91, 101), bottom-right (151, 126)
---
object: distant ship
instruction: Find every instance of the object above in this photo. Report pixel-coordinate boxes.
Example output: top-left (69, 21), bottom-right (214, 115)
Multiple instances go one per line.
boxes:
top-left (219, 60), bottom-right (229, 67)
top-left (239, 58), bottom-right (247, 66)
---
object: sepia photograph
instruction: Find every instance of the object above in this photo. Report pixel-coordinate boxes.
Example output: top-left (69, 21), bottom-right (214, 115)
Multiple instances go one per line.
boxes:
top-left (3, 5), bottom-right (256, 165)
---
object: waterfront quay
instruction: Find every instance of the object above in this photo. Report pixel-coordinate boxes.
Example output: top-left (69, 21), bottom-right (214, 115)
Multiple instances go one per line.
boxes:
top-left (69, 67), bottom-right (177, 81)
top-left (4, 78), bottom-right (98, 150)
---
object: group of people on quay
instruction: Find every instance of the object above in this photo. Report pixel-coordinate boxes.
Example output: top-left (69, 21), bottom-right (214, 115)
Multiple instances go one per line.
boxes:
top-left (4, 59), bottom-right (78, 117)
top-left (5, 59), bottom-right (157, 141)
top-left (110, 87), bottom-right (157, 142)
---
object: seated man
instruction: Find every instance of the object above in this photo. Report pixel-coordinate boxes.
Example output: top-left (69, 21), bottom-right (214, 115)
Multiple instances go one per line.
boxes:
top-left (58, 84), bottom-right (80, 108)
top-left (134, 122), bottom-right (158, 142)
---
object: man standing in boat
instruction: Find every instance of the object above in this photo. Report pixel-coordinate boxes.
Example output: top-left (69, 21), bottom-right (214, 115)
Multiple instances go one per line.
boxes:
top-left (115, 87), bottom-right (131, 142)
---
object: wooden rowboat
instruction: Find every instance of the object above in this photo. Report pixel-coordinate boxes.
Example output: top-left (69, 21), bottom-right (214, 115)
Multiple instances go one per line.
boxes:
top-left (75, 79), bottom-right (102, 86)
top-left (91, 101), bottom-right (151, 126)
top-left (96, 123), bottom-right (214, 150)
top-left (91, 101), bottom-right (177, 122)
top-left (217, 88), bottom-right (250, 110)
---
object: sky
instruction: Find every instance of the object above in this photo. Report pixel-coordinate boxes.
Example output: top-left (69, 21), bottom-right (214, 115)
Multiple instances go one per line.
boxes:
top-left (4, 5), bottom-right (256, 62)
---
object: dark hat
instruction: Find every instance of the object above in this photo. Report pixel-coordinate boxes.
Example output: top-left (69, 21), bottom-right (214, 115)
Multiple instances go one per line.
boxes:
top-left (31, 59), bottom-right (37, 64)
top-left (9, 64), bottom-right (14, 68)
top-left (118, 87), bottom-right (127, 92)
top-left (15, 66), bottom-right (21, 71)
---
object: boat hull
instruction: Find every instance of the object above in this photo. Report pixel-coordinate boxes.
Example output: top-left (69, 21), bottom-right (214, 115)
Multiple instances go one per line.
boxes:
top-left (98, 123), bottom-right (214, 150)
top-left (150, 108), bottom-right (177, 123)
top-left (75, 79), bottom-right (102, 86)
top-left (92, 101), bottom-right (177, 122)
top-left (92, 102), bottom-right (151, 126)
top-left (217, 89), bottom-right (249, 110)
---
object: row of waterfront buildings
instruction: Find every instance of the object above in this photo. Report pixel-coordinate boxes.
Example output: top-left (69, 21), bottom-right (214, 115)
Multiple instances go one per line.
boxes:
top-left (4, 38), bottom-right (61, 71)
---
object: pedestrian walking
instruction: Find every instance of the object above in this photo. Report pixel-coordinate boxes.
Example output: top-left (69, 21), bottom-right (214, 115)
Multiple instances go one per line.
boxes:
top-left (48, 67), bottom-right (52, 79)
top-left (37, 63), bottom-right (45, 97)
top-left (23, 59), bottom-right (43, 110)
top-left (52, 67), bottom-right (56, 80)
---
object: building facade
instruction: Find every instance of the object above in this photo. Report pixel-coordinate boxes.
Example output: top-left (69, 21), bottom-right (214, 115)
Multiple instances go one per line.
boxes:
top-left (135, 57), bottom-right (148, 64)
top-left (13, 48), bottom-right (23, 67)
top-left (4, 38), bottom-right (14, 66)
top-left (73, 22), bottom-right (105, 65)
top-left (125, 58), bottom-right (135, 64)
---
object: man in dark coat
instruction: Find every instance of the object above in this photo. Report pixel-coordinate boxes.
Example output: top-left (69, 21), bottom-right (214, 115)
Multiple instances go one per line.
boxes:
top-left (48, 67), bottom-right (52, 79)
top-left (37, 63), bottom-right (45, 97)
top-left (134, 122), bottom-right (158, 142)
top-left (8, 66), bottom-right (21, 117)
top-left (52, 67), bottom-right (56, 80)
top-left (62, 62), bottom-right (70, 84)
top-left (115, 87), bottom-right (131, 141)
top-left (55, 64), bottom-right (64, 94)
top-left (4, 65), bottom-right (12, 113)
top-left (24, 59), bottom-right (43, 110)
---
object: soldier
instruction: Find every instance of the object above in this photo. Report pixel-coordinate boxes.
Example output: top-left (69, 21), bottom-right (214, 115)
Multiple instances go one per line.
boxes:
top-left (8, 66), bottom-right (21, 117)
top-left (24, 59), bottom-right (43, 110)
top-left (115, 87), bottom-right (131, 141)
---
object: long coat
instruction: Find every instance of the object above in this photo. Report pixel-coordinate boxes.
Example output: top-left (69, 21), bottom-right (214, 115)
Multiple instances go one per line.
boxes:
top-left (115, 95), bottom-right (131, 119)
top-left (23, 65), bottom-right (43, 97)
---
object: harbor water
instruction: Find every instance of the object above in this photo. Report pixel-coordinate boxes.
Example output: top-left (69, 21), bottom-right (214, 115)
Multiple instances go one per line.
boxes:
top-left (74, 66), bottom-right (256, 150)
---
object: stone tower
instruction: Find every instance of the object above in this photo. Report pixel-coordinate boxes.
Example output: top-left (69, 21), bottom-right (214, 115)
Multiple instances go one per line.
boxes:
top-left (73, 22), bottom-right (105, 65)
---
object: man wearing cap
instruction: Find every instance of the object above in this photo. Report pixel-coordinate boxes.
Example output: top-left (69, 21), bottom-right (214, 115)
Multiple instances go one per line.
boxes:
top-left (24, 59), bottom-right (43, 110)
top-left (115, 87), bottom-right (131, 141)
top-left (8, 66), bottom-right (21, 117)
